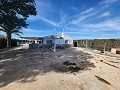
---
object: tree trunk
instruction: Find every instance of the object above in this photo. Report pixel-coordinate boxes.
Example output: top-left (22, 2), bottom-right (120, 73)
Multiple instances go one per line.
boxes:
top-left (92, 39), bottom-right (95, 50)
top-left (6, 33), bottom-right (11, 48)
top-left (103, 40), bottom-right (107, 54)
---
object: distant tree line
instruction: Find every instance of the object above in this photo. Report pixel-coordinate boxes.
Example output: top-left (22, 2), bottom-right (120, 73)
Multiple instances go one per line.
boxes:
top-left (74, 39), bottom-right (120, 52)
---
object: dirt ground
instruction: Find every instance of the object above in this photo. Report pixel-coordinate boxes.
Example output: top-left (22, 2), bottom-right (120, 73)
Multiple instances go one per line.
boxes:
top-left (0, 47), bottom-right (120, 90)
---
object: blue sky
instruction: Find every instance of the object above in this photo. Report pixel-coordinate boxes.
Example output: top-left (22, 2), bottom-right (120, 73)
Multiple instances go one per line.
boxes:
top-left (1, 0), bottom-right (120, 39)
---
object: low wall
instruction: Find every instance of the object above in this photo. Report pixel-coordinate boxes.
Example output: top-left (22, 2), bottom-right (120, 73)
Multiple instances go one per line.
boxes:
top-left (21, 44), bottom-right (39, 49)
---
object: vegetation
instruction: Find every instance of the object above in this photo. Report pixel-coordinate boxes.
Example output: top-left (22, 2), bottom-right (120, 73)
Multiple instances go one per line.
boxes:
top-left (0, 0), bottom-right (37, 48)
top-left (74, 39), bottom-right (120, 52)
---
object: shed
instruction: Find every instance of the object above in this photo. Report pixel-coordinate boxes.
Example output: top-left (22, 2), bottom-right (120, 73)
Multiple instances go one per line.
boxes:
top-left (111, 48), bottom-right (120, 54)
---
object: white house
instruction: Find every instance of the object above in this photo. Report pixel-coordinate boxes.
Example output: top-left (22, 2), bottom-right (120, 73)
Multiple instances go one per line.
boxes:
top-left (43, 32), bottom-right (73, 48)
top-left (61, 32), bottom-right (73, 45)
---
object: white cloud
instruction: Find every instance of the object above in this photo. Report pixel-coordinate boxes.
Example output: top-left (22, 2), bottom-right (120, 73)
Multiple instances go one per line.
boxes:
top-left (68, 1), bottom-right (111, 25)
top-left (23, 28), bottom-right (42, 33)
top-left (28, 15), bottom-right (60, 27)
top-left (105, 0), bottom-right (117, 4)
top-left (101, 0), bottom-right (118, 5)
top-left (82, 18), bottom-right (120, 31)
top-left (98, 11), bottom-right (110, 17)
top-left (71, 7), bottom-right (79, 11)
top-left (69, 13), bottom-right (95, 24)
top-left (81, 7), bottom-right (94, 15)
top-left (40, 16), bottom-right (60, 27)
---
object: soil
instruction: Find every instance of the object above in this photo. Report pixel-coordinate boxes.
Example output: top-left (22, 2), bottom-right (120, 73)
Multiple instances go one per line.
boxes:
top-left (0, 47), bottom-right (120, 90)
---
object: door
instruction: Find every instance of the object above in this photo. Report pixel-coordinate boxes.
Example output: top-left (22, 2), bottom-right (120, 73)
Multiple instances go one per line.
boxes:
top-left (74, 42), bottom-right (78, 47)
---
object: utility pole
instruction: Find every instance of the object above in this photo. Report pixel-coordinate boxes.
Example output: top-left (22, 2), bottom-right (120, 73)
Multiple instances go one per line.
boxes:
top-left (86, 39), bottom-right (88, 49)
top-left (53, 28), bottom-right (56, 52)
top-left (103, 40), bottom-right (107, 54)
top-left (61, 27), bottom-right (64, 37)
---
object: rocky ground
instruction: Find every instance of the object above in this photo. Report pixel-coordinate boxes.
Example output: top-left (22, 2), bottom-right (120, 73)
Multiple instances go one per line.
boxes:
top-left (0, 47), bottom-right (120, 90)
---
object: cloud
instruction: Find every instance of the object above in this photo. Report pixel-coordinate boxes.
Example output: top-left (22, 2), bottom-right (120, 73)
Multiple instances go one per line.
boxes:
top-left (28, 15), bottom-right (60, 27)
top-left (67, 0), bottom-right (116, 26)
top-left (101, 0), bottom-right (118, 5)
top-left (40, 16), bottom-right (61, 27)
top-left (98, 11), bottom-right (110, 17)
top-left (23, 28), bottom-right (42, 33)
top-left (71, 7), bottom-right (79, 11)
top-left (105, 0), bottom-right (117, 4)
top-left (68, 0), bottom-right (111, 25)
top-left (82, 17), bottom-right (120, 31)
top-left (59, 11), bottom-right (70, 26)
top-left (69, 13), bottom-right (95, 24)
top-left (81, 7), bottom-right (94, 15)
top-left (36, 1), bottom-right (49, 7)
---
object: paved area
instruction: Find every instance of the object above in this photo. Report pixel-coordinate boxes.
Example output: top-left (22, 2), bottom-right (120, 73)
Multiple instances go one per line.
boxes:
top-left (0, 47), bottom-right (120, 90)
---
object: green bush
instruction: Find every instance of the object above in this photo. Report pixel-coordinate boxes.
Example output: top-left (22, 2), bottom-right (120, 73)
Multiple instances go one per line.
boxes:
top-left (74, 39), bottom-right (120, 51)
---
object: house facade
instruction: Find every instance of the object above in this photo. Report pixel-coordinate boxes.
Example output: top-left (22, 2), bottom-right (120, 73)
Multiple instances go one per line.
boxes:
top-left (43, 33), bottom-right (73, 48)
top-left (61, 32), bottom-right (73, 45)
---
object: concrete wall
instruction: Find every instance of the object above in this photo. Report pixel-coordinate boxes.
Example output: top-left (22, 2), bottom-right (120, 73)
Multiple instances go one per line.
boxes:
top-left (111, 48), bottom-right (120, 54)
top-left (43, 39), bottom-right (53, 44)
top-left (43, 38), bottom-right (65, 45)
top-left (21, 44), bottom-right (40, 49)
top-left (65, 40), bottom-right (73, 44)
top-left (55, 39), bottom-right (65, 44)
top-left (111, 48), bottom-right (116, 54)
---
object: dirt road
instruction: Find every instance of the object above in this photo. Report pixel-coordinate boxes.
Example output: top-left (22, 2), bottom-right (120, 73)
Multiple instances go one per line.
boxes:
top-left (0, 47), bottom-right (120, 90)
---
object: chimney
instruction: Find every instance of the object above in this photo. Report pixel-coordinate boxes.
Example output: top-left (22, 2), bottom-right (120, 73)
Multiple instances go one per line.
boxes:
top-left (61, 27), bottom-right (64, 37)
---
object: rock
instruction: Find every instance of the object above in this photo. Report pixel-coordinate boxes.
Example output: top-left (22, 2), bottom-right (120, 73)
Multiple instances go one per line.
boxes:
top-left (68, 65), bottom-right (80, 72)
top-left (63, 61), bottom-right (76, 66)
top-left (100, 60), bottom-right (103, 62)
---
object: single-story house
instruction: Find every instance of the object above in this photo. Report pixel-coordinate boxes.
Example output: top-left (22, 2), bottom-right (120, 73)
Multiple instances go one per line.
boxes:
top-left (43, 33), bottom-right (73, 48)
top-left (61, 32), bottom-right (73, 46)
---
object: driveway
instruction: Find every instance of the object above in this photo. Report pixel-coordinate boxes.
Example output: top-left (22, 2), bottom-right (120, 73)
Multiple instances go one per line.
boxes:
top-left (0, 47), bottom-right (120, 90)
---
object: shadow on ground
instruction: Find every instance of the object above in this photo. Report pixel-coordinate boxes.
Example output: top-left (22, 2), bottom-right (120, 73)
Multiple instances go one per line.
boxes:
top-left (0, 47), bottom-right (95, 87)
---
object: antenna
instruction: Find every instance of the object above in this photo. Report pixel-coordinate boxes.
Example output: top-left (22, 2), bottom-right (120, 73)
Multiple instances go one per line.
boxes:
top-left (61, 27), bottom-right (64, 37)
top-left (63, 27), bottom-right (64, 32)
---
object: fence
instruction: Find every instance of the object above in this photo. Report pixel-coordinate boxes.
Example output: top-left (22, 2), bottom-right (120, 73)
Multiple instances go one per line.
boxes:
top-left (74, 39), bottom-right (120, 52)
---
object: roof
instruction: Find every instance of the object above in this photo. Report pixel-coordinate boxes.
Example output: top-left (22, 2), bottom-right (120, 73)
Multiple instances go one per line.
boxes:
top-left (43, 35), bottom-right (63, 39)
top-left (20, 37), bottom-right (42, 40)
top-left (43, 33), bottom-right (73, 40)
top-left (62, 33), bottom-right (73, 40)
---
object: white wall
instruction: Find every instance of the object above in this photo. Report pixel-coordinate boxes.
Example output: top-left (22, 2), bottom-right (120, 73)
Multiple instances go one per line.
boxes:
top-left (65, 40), bottom-right (73, 44)
top-left (43, 38), bottom-right (65, 45)
top-left (43, 39), bottom-right (53, 44)
top-left (55, 39), bottom-right (65, 44)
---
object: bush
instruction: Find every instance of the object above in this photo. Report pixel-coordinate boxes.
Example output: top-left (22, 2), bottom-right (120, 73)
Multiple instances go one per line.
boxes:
top-left (74, 39), bottom-right (120, 51)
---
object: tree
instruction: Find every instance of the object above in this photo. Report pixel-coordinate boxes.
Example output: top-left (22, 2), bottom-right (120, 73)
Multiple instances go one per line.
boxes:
top-left (0, 0), bottom-right (37, 48)
top-left (91, 39), bottom-right (95, 50)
